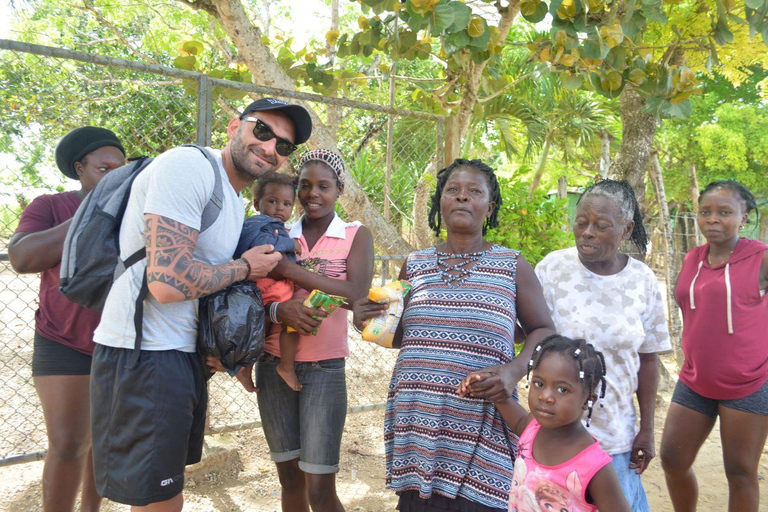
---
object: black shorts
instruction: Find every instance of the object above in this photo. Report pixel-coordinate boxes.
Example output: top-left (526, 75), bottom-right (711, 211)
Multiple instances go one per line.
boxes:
top-left (90, 344), bottom-right (207, 506)
top-left (672, 378), bottom-right (768, 417)
top-left (32, 332), bottom-right (92, 376)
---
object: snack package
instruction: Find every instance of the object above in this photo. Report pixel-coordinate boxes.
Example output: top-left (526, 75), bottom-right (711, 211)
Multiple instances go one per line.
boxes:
top-left (286, 289), bottom-right (347, 335)
top-left (362, 280), bottom-right (412, 348)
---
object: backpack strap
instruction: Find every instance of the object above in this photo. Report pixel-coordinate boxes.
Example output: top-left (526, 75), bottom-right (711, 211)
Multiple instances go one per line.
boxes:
top-left (124, 145), bottom-right (222, 369)
top-left (183, 144), bottom-right (223, 233)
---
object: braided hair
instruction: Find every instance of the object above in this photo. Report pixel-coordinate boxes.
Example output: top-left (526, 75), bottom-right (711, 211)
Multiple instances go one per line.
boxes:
top-left (525, 334), bottom-right (607, 427)
top-left (251, 171), bottom-right (297, 202)
top-left (578, 179), bottom-right (649, 255)
top-left (699, 180), bottom-right (758, 223)
top-left (428, 158), bottom-right (503, 237)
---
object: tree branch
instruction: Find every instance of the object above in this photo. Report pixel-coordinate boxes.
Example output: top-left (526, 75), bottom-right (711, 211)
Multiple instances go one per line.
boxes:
top-left (78, 0), bottom-right (159, 64)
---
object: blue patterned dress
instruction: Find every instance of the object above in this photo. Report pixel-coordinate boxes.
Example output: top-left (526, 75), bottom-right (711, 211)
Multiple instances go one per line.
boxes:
top-left (385, 245), bottom-right (520, 509)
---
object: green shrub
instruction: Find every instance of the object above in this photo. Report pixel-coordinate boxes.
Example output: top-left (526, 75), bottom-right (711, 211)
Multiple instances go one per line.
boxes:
top-left (485, 178), bottom-right (573, 267)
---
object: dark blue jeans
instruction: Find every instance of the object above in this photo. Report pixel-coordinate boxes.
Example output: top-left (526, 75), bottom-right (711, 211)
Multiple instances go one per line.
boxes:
top-left (256, 353), bottom-right (347, 474)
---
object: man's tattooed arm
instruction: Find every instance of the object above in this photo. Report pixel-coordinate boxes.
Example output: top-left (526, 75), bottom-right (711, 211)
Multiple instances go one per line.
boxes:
top-left (144, 214), bottom-right (248, 303)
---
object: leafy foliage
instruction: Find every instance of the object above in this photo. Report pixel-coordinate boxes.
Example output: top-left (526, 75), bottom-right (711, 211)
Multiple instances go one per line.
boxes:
top-left (484, 179), bottom-right (572, 266)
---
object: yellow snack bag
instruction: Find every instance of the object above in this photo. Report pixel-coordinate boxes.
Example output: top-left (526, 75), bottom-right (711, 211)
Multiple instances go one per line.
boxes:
top-left (286, 290), bottom-right (347, 335)
top-left (361, 280), bottom-right (412, 348)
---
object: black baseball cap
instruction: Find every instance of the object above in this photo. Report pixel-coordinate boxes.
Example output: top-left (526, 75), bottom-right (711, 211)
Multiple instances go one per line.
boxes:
top-left (240, 98), bottom-right (312, 145)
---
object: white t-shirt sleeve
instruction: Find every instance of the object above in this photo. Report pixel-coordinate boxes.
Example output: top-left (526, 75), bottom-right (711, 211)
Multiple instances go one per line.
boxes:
top-left (639, 268), bottom-right (672, 353)
top-left (143, 147), bottom-right (215, 231)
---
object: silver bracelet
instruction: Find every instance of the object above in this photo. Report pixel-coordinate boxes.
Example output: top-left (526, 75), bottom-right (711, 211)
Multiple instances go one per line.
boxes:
top-left (269, 302), bottom-right (281, 324)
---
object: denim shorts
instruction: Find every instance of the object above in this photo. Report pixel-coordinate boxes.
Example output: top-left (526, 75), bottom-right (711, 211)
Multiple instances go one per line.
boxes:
top-left (256, 353), bottom-right (347, 474)
top-left (610, 451), bottom-right (650, 512)
top-left (671, 378), bottom-right (768, 417)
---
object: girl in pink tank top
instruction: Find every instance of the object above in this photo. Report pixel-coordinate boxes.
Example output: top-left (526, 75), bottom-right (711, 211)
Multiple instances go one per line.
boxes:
top-left (459, 335), bottom-right (630, 512)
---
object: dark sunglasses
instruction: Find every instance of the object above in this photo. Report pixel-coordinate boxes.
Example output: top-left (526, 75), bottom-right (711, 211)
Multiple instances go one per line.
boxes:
top-left (241, 116), bottom-right (298, 157)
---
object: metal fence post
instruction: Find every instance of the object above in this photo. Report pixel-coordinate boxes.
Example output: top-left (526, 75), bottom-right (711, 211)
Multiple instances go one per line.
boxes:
top-left (196, 75), bottom-right (212, 147)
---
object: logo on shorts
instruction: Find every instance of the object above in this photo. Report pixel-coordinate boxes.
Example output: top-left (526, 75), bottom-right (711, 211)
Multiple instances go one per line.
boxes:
top-left (160, 474), bottom-right (183, 487)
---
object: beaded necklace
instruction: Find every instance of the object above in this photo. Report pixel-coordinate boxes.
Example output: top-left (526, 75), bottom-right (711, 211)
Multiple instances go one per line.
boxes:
top-left (435, 249), bottom-right (488, 289)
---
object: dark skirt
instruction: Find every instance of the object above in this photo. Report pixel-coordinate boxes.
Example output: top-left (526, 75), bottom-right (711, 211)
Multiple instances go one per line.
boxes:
top-left (396, 491), bottom-right (507, 512)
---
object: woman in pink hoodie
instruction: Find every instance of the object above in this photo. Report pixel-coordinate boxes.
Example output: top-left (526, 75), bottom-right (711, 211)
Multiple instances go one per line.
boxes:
top-left (661, 180), bottom-right (768, 512)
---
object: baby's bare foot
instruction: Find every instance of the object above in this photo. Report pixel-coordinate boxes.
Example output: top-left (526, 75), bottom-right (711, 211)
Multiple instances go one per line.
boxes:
top-left (277, 363), bottom-right (302, 391)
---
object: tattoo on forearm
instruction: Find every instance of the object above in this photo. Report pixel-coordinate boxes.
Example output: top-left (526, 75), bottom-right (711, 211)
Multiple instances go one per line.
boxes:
top-left (144, 215), bottom-right (247, 300)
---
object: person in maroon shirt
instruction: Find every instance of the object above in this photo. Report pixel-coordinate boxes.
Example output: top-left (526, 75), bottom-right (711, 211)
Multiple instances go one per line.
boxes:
top-left (661, 180), bottom-right (768, 512)
top-left (9, 127), bottom-right (125, 512)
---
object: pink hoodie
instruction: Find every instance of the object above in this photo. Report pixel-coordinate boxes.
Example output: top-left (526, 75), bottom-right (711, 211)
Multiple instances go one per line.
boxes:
top-left (675, 238), bottom-right (768, 400)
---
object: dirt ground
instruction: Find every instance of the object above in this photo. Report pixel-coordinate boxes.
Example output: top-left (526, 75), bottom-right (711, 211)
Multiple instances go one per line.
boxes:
top-left (1, 359), bottom-right (766, 512)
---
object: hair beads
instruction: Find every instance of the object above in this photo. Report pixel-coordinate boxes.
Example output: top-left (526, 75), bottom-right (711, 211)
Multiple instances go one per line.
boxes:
top-left (526, 334), bottom-right (608, 427)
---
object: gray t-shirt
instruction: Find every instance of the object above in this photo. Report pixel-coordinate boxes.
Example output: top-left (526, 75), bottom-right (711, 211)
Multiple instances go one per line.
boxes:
top-left (94, 146), bottom-right (244, 353)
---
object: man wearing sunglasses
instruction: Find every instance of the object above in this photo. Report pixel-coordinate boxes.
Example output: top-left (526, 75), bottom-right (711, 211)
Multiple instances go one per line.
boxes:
top-left (89, 98), bottom-right (312, 511)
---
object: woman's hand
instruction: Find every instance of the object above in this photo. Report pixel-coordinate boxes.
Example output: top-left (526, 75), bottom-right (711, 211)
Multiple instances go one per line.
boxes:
top-left (351, 296), bottom-right (388, 331)
top-left (629, 429), bottom-right (655, 474)
top-left (462, 359), bottom-right (527, 402)
top-left (276, 298), bottom-right (327, 336)
top-left (456, 371), bottom-right (494, 397)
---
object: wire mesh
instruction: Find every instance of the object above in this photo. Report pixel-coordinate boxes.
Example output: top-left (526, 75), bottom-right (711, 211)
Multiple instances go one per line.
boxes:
top-left (0, 41), bottom-right (439, 465)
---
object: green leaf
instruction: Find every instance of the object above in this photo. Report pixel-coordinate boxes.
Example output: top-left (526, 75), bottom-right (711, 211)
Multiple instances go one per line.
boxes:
top-left (180, 40), bottom-right (204, 56)
top-left (522, 0), bottom-right (549, 22)
top-left (359, 30), bottom-right (373, 46)
top-left (583, 38), bottom-right (609, 59)
top-left (727, 13), bottom-right (748, 25)
top-left (446, 2), bottom-right (472, 33)
top-left (173, 55), bottom-right (196, 70)
top-left (403, 7), bottom-right (430, 31)
top-left (744, 0), bottom-right (766, 8)
top-left (561, 72), bottom-right (583, 89)
top-left (641, 0), bottom-right (668, 24)
top-left (467, 18), bottom-right (491, 49)
top-left (605, 46), bottom-right (627, 70)
top-left (621, 11), bottom-right (646, 37)
top-left (666, 99), bottom-right (693, 119)
top-left (430, 3), bottom-right (455, 35)
top-left (762, 22), bottom-right (768, 47)
top-left (400, 29), bottom-right (419, 49)
top-left (444, 30), bottom-right (471, 53)
top-left (714, 17), bottom-right (734, 45)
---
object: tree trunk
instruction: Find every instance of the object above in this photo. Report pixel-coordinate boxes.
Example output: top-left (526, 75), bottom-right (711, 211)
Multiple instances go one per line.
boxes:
top-left (528, 134), bottom-right (552, 199)
top-left (689, 161), bottom-right (702, 245)
top-left (599, 129), bottom-right (612, 179)
top-left (408, 3), bottom-right (521, 247)
top-left (761, 210), bottom-right (768, 242)
top-left (326, 0), bottom-right (341, 137)
top-left (184, 0), bottom-right (412, 256)
top-left (608, 85), bottom-right (657, 218)
top-left (648, 150), bottom-right (683, 367)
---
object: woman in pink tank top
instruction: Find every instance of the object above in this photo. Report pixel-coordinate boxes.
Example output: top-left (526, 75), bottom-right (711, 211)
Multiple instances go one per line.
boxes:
top-left (244, 149), bottom-right (374, 512)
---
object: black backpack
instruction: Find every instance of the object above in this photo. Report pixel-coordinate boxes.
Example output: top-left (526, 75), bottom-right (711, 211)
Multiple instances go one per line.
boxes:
top-left (60, 144), bottom-right (222, 367)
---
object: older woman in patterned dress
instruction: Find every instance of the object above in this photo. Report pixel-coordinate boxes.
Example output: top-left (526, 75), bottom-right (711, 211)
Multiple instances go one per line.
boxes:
top-left (353, 158), bottom-right (555, 512)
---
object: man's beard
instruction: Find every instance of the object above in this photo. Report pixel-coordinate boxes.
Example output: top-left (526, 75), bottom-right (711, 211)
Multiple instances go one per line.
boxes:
top-left (230, 130), bottom-right (277, 182)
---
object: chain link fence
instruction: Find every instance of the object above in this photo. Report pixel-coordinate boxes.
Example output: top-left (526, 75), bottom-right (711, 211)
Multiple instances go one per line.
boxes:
top-left (0, 40), bottom-right (443, 465)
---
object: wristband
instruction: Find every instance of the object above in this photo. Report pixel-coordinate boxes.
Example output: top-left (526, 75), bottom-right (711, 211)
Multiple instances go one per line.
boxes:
top-left (351, 321), bottom-right (364, 334)
top-left (240, 258), bottom-right (251, 280)
top-left (270, 302), bottom-right (281, 324)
